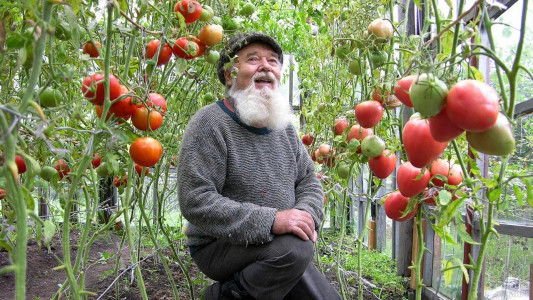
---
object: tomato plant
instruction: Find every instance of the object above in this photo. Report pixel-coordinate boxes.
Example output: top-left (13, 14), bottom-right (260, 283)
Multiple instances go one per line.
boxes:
top-left (384, 191), bottom-right (417, 222)
top-left (40, 166), bottom-right (57, 181)
top-left (205, 50), bottom-right (220, 64)
top-left (368, 150), bottom-right (397, 179)
top-left (397, 161), bottom-right (430, 197)
top-left (145, 40), bottom-right (173, 66)
top-left (403, 114), bottom-right (448, 168)
top-left (355, 100), bottom-right (383, 128)
top-left (174, 0), bottom-right (202, 23)
top-left (129, 137), bottom-right (163, 167)
top-left (446, 79), bottom-right (500, 132)
top-left (82, 41), bottom-right (101, 58)
top-left (81, 73), bottom-right (122, 105)
top-left (54, 159), bottom-right (70, 180)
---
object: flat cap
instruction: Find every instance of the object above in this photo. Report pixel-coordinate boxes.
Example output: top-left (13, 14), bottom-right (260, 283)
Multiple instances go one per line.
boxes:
top-left (217, 32), bottom-right (284, 85)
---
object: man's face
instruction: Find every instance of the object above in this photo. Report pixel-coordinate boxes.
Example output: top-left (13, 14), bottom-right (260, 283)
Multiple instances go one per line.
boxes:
top-left (225, 43), bottom-right (282, 91)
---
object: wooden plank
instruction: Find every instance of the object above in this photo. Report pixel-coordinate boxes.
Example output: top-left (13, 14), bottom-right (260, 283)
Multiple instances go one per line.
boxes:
top-left (368, 220), bottom-right (376, 251)
top-left (514, 98), bottom-right (533, 118)
top-left (411, 219), bottom-right (426, 289)
top-left (397, 220), bottom-right (414, 276)
top-left (493, 223), bottom-right (533, 238)
top-left (423, 219), bottom-right (435, 286)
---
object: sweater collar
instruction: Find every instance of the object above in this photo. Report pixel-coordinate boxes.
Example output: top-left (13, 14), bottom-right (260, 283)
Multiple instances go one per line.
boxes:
top-left (217, 100), bottom-right (272, 135)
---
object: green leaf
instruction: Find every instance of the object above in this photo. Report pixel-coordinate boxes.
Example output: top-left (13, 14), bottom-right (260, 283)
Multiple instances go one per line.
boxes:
top-left (6, 36), bottom-right (26, 49)
top-left (412, 0), bottom-right (422, 9)
top-left (487, 188), bottom-right (502, 202)
top-left (456, 223), bottom-right (480, 245)
top-left (438, 189), bottom-right (452, 206)
top-left (43, 220), bottom-right (56, 246)
top-left (64, 5), bottom-right (80, 48)
top-left (437, 196), bottom-right (465, 228)
top-left (513, 184), bottom-right (525, 206)
top-left (452, 257), bottom-right (469, 284)
top-left (431, 223), bottom-right (457, 245)
top-left (526, 179), bottom-right (533, 209)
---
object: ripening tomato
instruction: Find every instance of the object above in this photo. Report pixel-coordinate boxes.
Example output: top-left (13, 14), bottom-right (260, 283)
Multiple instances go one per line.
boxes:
top-left (446, 79), bottom-right (500, 132)
top-left (15, 155), bottom-right (27, 174)
top-left (355, 100), bottom-right (383, 128)
top-left (361, 135), bottom-right (385, 158)
top-left (95, 105), bottom-right (112, 121)
top-left (54, 159), bottom-right (70, 180)
top-left (198, 24), bottom-right (223, 46)
top-left (146, 93), bottom-right (167, 115)
top-left (317, 144), bottom-right (332, 158)
top-left (347, 124), bottom-right (373, 143)
top-left (397, 161), bottom-right (430, 197)
top-left (409, 73), bottom-right (448, 118)
top-left (301, 133), bottom-right (314, 146)
top-left (173, 37), bottom-right (200, 59)
top-left (0, 189), bottom-right (6, 200)
top-left (145, 40), bottom-right (173, 66)
top-left (428, 106), bottom-right (464, 142)
top-left (199, 4), bottom-right (214, 21)
top-left (135, 164), bottom-right (150, 176)
top-left (113, 174), bottom-right (128, 188)
top-left (130, 137), bottom-right (163, 167)
top-left (189, 35), bottom-right (206, 57)
top-left (82, 73), bottom-right (122, 105)
top-left (91, 153), bottom-right (102, 168)
top-left (465, 112), bottom-right (515, 156)
top-left (131, 107), bottom-right (163, 131)
top-left (384, 191), bottom-right (417, 222)
top-left (174, 0), bottom-right (202, 23)
top-left (333, 118), bottom-right (349, 135)
top-left (110, 86), bottom-right (138, 118)
top-left (430, 159), bottom-right (463, 187)
top-left (371, 84), bottom-right (391, 103)
top-left (394, 75), bottom-right (416, 107)
top-left (82, 41), bottom-right (101, 58)
top-left (403, 114), bottom-right (448, 168)
top-left (368, 149), bottom-right (397, 179)
top-left (367, 18), bottom-right (394, 39)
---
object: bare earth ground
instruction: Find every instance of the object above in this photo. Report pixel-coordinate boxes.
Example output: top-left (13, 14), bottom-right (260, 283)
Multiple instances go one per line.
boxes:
top-left (0, 229), bottom-right (385, 300)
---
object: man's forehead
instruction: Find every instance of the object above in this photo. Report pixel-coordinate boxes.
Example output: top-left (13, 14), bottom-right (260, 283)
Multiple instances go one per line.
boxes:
top-left (237, 43), bottom-right (280, 57)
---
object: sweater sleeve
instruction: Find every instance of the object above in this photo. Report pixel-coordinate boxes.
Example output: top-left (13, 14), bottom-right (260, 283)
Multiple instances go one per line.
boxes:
top-left (177, 109), bottom-right (277, 246)
top-left (291, 129), bottom-right (325, 230)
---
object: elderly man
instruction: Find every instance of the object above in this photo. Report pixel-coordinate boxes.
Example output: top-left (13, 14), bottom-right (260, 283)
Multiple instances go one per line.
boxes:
top-left (177, 32), bottom-right (341, 300)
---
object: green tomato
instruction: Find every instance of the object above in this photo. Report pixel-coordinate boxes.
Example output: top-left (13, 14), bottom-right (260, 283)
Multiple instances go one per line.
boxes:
top-left (335, 44), bottom-right (351, 60)
top-left (222, 16), bottom-right (240, 31)
top-left (370, 51), bottom-right (387, 68)
top-left (96, 163), bottom-right (111, 177)
top-left (466, 112), bottom-right (515, 156)
top-left (348, 59), bottom-right (361, 75)
top-left (409, 73), bottom-right (448, 118)
top-left (39, 87), bottom-right (62, 108)
top-left (240, 2), bottom-right (256, 16)
top-left (203, 92), bottom-right (214, 102)
top-left (40, 166), bottom-right (58, 181)
top-left (200, 5), bottom-right (214, 22)
top-left (361, 135), bottom-right (385, 158)
top-left (336, 162), bottom-right (350, 179)
top-left (205, 50), bottom-right (220, 64)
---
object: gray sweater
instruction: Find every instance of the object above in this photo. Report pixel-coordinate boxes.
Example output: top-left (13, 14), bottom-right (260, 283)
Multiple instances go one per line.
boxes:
top-left (177, 101), bottom-right (324, 247)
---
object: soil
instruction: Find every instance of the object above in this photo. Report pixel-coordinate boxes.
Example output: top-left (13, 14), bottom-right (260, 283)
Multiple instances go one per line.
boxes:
top-left (0, 229), bottom-right (385, 300)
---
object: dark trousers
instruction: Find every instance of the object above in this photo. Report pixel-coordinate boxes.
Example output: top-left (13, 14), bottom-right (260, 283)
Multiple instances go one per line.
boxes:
top-left (191, 234), bottom-right (342, 300)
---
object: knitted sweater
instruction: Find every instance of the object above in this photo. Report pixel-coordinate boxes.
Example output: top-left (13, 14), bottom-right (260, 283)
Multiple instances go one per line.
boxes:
top-left (177, 100), bottom-right (324, 247)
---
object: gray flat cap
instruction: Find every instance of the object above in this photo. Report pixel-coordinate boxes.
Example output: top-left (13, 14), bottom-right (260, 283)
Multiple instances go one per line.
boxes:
top-left (217, 32), bottom-right (284, 85)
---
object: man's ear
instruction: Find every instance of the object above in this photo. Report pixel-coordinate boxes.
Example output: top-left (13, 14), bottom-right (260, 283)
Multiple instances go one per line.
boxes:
top-left (224, 68), bottom-right (233, 87)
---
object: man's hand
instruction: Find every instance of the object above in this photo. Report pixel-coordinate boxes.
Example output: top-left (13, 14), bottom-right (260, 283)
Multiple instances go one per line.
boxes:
top-left (272, 209), bottom-right (317, 242)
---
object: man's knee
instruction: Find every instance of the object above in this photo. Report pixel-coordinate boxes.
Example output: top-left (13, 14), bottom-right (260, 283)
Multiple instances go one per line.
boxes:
top-left (266, 235), bottom-right (314, 269)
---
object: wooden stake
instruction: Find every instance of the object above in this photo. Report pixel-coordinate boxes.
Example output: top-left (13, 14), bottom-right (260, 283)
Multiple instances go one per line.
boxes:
top-left (368, 220), bottom-right (376, 251)
top-left (410, 218), bottom-right (426, 289)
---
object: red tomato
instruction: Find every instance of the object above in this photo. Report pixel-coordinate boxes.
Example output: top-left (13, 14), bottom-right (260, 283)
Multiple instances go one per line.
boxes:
top-left (91, 153), bottom-right (102, 168)
top-left (135, 164), bottom-right (150, 177)
top-left (147, 93), bottom-right (167, 115)
top-left (15, 155), bottom-right (27, 174)
top-left (189, 35), bottom-right (206, 57)
top-left (403, 114), bottom-right (448, 168)
top-left (130, 137), bottom-right (163, 167)
top-left (174, 0), bottom-right (202, 23)
top-left (368, 149), bottom-right (397, 179)
top-left (394, 75), bottom-right (416, 107)
top-left (145, 40), bottom-right (173, 66)
top-left (397, 161), bottom-right (430, 197)
top-left (446, 80), bottom-right (500, 132)
top-left (95, 105), bottom-right (112, 121)
top-left (428, 106), bottom-right (464, 142)
top-left (113, 174), bottom-right (128, 188)
top-left (347, 124), bottom-right (373, 143)
top-left (333, 118), bottom-right (349, 135)
top-left (131, 107), bottom-right (163, 131)
top-left (317, 144), bottom-right (332, 157)
top-left (173, 37), bottom-right (199, 59)
top-left (81, 73), bottom-right (122, 105)
top-left (355, 100), bottom-right (384, 128)
top-left (0, 189), bottom-right (5, 200)
top-left (54, 159), bottom-right (70, 180)
top-left (384, 191), bottom-right (418, 222)
top-left (198, 24), bottom-right (223, 46)
top-left (82, 41), bottom-right (101, 58)
top-left (301, 133), bottom-right (314, 146)
top-left (430, 159), bottom-right (463, 187)
top-left (110, 86), bottom-right (138, 118)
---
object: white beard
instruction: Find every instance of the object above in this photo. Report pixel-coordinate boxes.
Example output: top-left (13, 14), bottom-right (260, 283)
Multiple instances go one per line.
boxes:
top-left (227, 72), bottom-right (293, 130)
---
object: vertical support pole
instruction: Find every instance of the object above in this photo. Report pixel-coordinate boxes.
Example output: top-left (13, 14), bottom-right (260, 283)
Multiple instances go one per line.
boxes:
top-left (368, 220), bottom-right (376, 251)
top-left (411, 218), bottom-right (426, 289)
top-left (529, 263), bottom-right (532, 300)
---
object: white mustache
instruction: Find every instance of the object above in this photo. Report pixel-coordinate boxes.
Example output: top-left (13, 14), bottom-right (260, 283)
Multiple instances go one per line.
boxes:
top-left (252, 72), bottom-right (277, 84)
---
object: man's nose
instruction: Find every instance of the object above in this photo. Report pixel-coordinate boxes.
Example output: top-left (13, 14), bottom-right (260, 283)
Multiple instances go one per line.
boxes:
top-left (258, 58), bottom-right (272, 72)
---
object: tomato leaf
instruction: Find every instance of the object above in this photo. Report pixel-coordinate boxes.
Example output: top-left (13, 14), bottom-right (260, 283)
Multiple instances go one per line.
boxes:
top-left (430, 223), bottom-right (457, 245)
top-left (456, 223), bottom-right (480, 245)
top-left (43, 220), bottom-right (56, 247)
top-left (64, 5), bottom-right (80, 48)
top-left (438, 189), bottom-right (452, 206)
top-left (513, 184), bottom-right (525, 206)
top-left (437, 196), bottom-right (465, 228)
top-left (487, 188), bottom-right (502, 203)
top-left (412, 0), bottom-right (422, 9)
top-left (453, 257), bottom-right (469, 284)
top-left (526, 179), bottom-right (533, 209)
